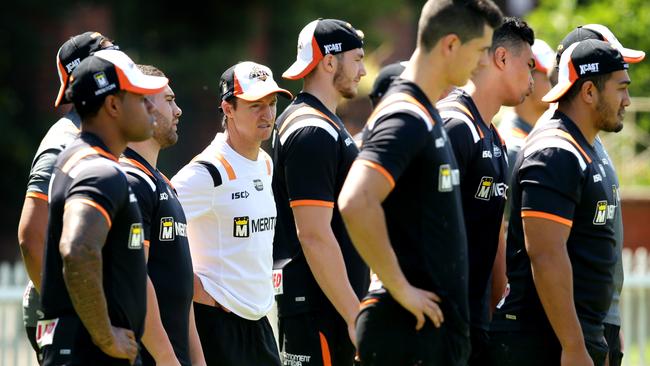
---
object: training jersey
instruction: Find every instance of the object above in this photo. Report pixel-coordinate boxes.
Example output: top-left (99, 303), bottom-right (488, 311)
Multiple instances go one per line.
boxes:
top-left (40, 132), bottom-right (147, 341)
top-left (498, 113), bottom-right (534, 184)
top-left (358, 79), bottom-right (470, 335)
top-left (437, 88), bottom-right (508, 331)
top-left (120, 148), bottom-right (193, 366)
top-left (491, 111), bottom-right (617, 339)
top-left (272, 92), bottom-right (369, 317)
top-left (172, 133), bottom-right (276, 321)
top-left (22, 110), bottom-right (81, 328)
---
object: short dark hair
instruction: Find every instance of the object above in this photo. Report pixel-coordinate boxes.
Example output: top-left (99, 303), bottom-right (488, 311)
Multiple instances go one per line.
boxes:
top-left (136, 64), bottom-right (166, 78)
top-left (417, 0), bottom-right (503, 52)
top-left (221, 97), bottom-right (238, 129)
top-left (490, 17), bottom-right (534, 54)
top-left (557, 73), bottom-right (610, 105)
top-left (76, 90), bottom-right (126, 120)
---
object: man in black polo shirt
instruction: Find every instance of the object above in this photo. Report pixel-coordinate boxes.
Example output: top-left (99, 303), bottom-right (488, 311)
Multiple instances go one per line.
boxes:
top-left (487, 39), bottom-right (630, 366)
top-left (272, 18), bottom-right (368, 366)
top-left (338, 1), bottom-right (502, 365)
top-left (39, 49), bottom-right (168, 366)
top-left (436, 17), bottom-right (535, 363)
top-left (120, 64), bottom-right (205, 366)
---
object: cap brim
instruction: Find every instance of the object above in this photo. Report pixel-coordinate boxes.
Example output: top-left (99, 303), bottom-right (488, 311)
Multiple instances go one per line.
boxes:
top-left (621, 47), bottom-right (645, 63)
top-left (54, 54), bottom-right (69, 107)
top-left (115, 66), bottom-right (168, 95)
top-left (237, 87), bottom-right (293, 101)
top-left (283, 58), bottom-right (317, 80)
top-left (542, 80), bottom-right (574, 103)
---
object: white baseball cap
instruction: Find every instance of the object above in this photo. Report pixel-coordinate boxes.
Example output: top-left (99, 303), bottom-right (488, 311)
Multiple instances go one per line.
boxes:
top-left (219, 61), bottom-right (292, 102)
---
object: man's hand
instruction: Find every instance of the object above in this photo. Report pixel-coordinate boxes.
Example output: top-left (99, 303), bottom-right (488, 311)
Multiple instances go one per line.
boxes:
top-left (391, 285), bottom-right (443, 330)
top-left (561, 347), bottom-right (594, 366)
top-left (94, 326), bottom-right (138, 365)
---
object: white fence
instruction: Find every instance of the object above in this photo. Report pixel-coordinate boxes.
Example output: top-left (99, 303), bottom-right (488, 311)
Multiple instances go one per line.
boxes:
top-left (1, 248), bottom-right (649, 366)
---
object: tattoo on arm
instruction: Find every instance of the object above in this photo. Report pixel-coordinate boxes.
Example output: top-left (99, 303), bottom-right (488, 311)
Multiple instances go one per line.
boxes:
top-left (60, 201), bottom-right (113, 347)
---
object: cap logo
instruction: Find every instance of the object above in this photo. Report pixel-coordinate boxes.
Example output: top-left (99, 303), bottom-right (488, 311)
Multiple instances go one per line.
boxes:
top-left (94, 72), bottom-right (109, 88)
top-left (249, 66), bottom-right (269, 81)
top-left (66, 58), bottom-right (81, 73)
top-left (324, 43), bottom-right (342, 54)
top-left (579, 62), bottom-right (599, 75)
top-left (221, 81), bottom-right (229, 95)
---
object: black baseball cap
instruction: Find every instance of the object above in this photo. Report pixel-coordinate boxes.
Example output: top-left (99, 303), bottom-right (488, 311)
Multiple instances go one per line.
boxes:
top-left (558, 24), bottom-right (645, 65)
top-left (368, 61), bottom-right (407, 107)
top-left (543, 39), bottom-right (628, 103)
top-left (220, 61), bottom-right (292, 102)
top-left (54, 31), bottom-right (119, 107)
top-left (65, 49), bottom-right (168, 108)
top-left (283, 19), bottom-right (364, 80)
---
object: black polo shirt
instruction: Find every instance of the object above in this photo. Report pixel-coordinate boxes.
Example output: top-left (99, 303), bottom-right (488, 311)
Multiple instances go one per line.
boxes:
top-left (498, 114), bottom-right (534, 185)
top-left (41, 132), bottom-right (147, 341)
top-left (121, 148), bottom-right (194, 366)
top-left (491, 111), bottom-right (617, 340)
top-left (358, 80), bottom-right (470, 334)
top-left (272, 92), bottom-right (369, 316)
top-left (437, 88), bottom-right (508, 331)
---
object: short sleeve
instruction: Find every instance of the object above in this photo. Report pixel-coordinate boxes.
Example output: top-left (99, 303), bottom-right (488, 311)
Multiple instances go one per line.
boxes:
top-left (171, 163), bottom-right (215, 220)
top-left (519, 147), bottom-right (585, 225)
top-left (442, 118), bottom-right (477, 178)
top-left (124, 172), bottom-right (156, 242)
top-left (357, 112), bottom-right (430, 185)
top-left (282, 126), bottom-right (339, 207)
top-left (26, 150), bottom-right (60, 198)
top-left (66, 163), bottom-right (129, 226)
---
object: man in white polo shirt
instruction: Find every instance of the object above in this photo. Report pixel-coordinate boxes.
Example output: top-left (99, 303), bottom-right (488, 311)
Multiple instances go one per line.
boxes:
top-left (171, 61), bottom-right (292, 366)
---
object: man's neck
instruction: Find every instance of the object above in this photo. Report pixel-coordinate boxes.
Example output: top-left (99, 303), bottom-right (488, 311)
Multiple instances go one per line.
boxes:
top-left (463, 78), bottom-right (501, 125)
top-left (514, 102), bottom-right (545, 128)
top-left (302, 79), bottom-right (339, 114)
top-left (127, 140), bottom-right (161, 167)
top-left (224, 130), bottom-right (260, 161)
top-left (401, 48), bottom-right (447, 105)
top-left (557, 102), bottom-right (598, 144)
top-left (81, 121), bottom-right (127, 159)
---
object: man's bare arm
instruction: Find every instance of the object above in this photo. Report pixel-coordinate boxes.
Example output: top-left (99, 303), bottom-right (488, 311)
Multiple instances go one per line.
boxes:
top-left (60, 200), bottom-right (137, 362)
top-left (338, 162), bottom-right (443, 330)
top-left (524, 216), bottom-right (592, 366)
top-left (17, 196), bottom-right (48, 291)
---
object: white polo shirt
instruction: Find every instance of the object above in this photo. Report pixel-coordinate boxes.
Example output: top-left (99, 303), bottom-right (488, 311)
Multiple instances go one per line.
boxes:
top-left (171, 133), bottom-right (276, 320)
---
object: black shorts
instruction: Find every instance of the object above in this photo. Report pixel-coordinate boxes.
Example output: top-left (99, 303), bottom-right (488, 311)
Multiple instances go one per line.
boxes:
top-left (24, 326), bottom-right (43, 365)
top-left (278, 308), bottom-right (355, 366)
top-left (355, 292), bottom-right (470, 366)
top-left (193, 302), bottom-right (280, 366)
top-left (468, 326), bottom-right (489, 366)
top-left (486, 329), bottom-right (608, 366)
top-left (604, 323), bottom-right (623, 366)
top-left (41, 315), bottom-right (140, 366)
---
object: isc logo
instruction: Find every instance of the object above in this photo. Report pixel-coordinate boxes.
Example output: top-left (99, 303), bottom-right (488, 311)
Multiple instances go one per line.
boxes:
top-left (128, 223), bottom-right (144, 249)
top-left (160, 217), bottom-right (175, 241)
top-left (233, 216), bottom-right (250, 238)
top-left (475, 176), bottom-right (494, 200)
top-left (593, 200), bottom-right (608, 225)
top-left (232, 191), bottom-right (250, 200)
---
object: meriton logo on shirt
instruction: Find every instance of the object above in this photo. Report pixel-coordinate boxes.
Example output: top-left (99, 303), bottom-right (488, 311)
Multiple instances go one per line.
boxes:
top-left (233, 216), bottom-right (277, 238)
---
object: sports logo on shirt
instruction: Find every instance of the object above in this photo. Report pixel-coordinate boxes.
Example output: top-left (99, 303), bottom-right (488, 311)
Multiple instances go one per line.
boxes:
top-left (160, 217), bottom-right (175, 241)
top-left (438, 164), bottom-right (459, 192)
top-left (253, 179), bottom-right (264, 191)
top-left (234, 216), bottom-right (250, 238)
top-left (492, 144), bottom-right (502, 158)
top-left (475, 177), bottom-right (494, 200)
top-left (128, 223), bottom-right (144, 249)
top-left (593, 200), bottom-right (608, 225)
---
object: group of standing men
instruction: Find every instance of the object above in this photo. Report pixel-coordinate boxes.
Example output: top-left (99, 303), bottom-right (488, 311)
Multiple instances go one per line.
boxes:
top-left (15, 0), bottom-right (644, 366)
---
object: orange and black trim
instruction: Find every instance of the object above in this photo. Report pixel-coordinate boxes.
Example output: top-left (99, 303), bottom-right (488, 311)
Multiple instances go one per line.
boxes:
top-left (215, 153), bottom-right (236, 180)
top-left (26, 192), bottom-right (48, 202)
top-left (368, 92), bottom-right (436, 130)
top-left (360, 297), bottom-right (379, 309)
top-left (119, 157), bottom-right (154, 177)
top-left (521, 210), bottom-right (573, 228)
top-left (437, 100), bottom-right (485, 138)
top-left (65, 198), bottom-right (112, 227)
top-left (61, 146), bottom-right (118, 173)
top-left (278, 106), bottom-right (340, 135)
top-left (289, 199), bottom-right (335, 208)
top-left (318, 332), bottom-right (333, 366)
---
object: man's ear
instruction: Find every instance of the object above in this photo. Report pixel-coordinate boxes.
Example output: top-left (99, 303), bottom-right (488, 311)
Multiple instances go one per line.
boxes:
top-left (439, 34), bottom-right (461, 57)
top-left (103, 93), bottom-right (122, 118)
top-left (494, 47), bottom-right (507, 70)
top-left (221, 100), bottom-right (234, 118)
top-left (580, 81), bottom-right (598, 105)
top-left (321, 54), bottom-right (337, 73)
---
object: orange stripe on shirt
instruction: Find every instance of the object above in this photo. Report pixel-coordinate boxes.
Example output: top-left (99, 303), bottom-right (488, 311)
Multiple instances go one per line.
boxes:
top-left (215, 153), bottom-right (236, 180)
top-left (360, 298), bottom-right (379, 309)
top-left (521, 210), bottom-right (573, 228)
top-left (290, 200), bottom-right (335, 208)
top-left (265, 157), bottom-right (272, 176)
top-left (65, 198), bottom-right (112, 227)
top-left (143, 240), bottom-right (150, 247)
top-left (26, 192), bottom-right (48, 202)
top-left (511, 127), bottom-right (529, 139)
top-left (119, 157), bottom-right (154, 177)
top-left (355, 159), bottom-right (395, 189)
top-left (555, 130), bottom-right (592, 164)
top-left (319, 332), bottom-right (332, 366)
